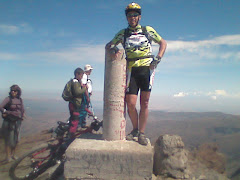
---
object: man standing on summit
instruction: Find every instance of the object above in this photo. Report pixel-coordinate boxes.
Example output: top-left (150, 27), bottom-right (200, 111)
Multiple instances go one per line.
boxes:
top-left (106, 2), bottom-right (167, 145)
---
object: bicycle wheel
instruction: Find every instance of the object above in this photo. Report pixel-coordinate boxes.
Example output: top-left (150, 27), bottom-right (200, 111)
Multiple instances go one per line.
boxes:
top-left (9, 145), bottom-right (54, 180)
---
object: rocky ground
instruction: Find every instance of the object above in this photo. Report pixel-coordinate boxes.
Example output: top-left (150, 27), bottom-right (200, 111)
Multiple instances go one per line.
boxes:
top-left (0, 131), bottom-right (57, 180)
top-left (152, 134), bottom-right (230, 180)
top-left (0, 131), bottom-right (233, 180)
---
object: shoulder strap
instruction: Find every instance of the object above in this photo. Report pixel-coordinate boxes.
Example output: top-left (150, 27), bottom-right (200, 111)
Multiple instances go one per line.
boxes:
top-left (19, 97), bottom-right (23, 106)
top-left (124, 26), bottom-right (150, 47)
top-left (142, 26), bottom-right (147, 34)
top-left (123, 26), bottom-right (152, 61)
top-left (141, 26), bottom-right (151, 44)
top-left (19, 97), bottom-right (24, 118)
top-left (123, 28), bottom-right (129, 49)
top-left (4, 96), bottom-right (12, 110)
top-left (71, 78), bottom-right (76, 97)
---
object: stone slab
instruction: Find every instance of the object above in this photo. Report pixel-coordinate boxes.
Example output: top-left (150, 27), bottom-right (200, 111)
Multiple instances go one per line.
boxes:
top-left (64, 139), bottom-right (153, 180)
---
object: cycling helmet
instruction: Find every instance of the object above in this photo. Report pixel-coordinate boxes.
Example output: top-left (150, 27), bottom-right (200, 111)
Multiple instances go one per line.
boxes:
top-left (125, 2), bottom-right (141, 16)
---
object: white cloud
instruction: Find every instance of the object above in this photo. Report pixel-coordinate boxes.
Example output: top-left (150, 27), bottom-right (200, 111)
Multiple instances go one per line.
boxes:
top-left (0, 23), bottom-right (32, 35)
top-left (207, 90), bottom-right (228, 97)
top-left (214, 90), bottom-right (227, 96)
top-left (0, 52), bottom-right (19, 60)
top-left (1, 34), bottom-right (240, 66)
top-left (0, 44), bottom-right (106, 63)
top-left (0, 24), bottom-right (19, 34)
top-left (56, 30), bottom-right (74, 37)
top-left (166, 34), bottom-right (240, 52)
top-left (19, 23), bottom-right (33, 33)
top-left (209, 35), bottom-right (240, 46)
top-left (211, 96), bottom-right (217, 100)
top-left (173, 92), bottom-right (188, 98)
top-left (152, 34), bottom-right (240, 68)
top-left (32, 34), bottom-right (240, 64)
top-left (173, 89), bottom-right (240, 99)
top-left (32, 44), bottom-right (105, 63)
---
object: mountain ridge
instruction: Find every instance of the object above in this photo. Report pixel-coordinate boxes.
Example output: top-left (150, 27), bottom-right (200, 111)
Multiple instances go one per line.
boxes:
top-left (0, 104), bottom-right (240, 179)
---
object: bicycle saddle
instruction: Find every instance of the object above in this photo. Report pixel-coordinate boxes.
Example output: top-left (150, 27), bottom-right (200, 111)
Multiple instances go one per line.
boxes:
top-left (57, 121), bottom-right (69, 126)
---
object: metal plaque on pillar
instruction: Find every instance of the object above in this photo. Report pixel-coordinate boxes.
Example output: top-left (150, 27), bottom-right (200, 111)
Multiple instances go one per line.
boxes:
top-left (103, 48), bottom-right (126, 140)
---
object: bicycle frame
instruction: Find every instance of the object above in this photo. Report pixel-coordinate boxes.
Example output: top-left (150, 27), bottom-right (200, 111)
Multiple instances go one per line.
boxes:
top-left (29, 115), bottom-right (102, 168)
top-left (9, 113), bottom-right (103, 180)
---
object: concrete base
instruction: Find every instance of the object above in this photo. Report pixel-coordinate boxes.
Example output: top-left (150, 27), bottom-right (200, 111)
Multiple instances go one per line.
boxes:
top-left (64, 139), bottom-right (153, 180)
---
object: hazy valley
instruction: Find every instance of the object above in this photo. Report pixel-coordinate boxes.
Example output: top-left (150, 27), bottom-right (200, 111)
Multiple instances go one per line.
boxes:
top-left (1, 98), bottom-right (240, 179)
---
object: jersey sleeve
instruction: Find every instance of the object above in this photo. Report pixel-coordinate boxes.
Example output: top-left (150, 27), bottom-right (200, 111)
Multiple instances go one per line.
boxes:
top-left (111, 29), bottom-right (125, 45)
top-left (146, 26), bottom-right (162, 43)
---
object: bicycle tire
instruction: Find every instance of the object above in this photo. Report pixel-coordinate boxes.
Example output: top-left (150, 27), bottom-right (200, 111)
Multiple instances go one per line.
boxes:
top-left (9, 145), bottom-right (54, 180)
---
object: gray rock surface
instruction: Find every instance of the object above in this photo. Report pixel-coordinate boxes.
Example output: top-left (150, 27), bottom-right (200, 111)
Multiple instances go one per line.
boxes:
top-left (153, 134), bottom-right (189, 179)
top-left (65, 138), bottom-right (153, 180)
top-left (153, 134), bottom-right (229, 180)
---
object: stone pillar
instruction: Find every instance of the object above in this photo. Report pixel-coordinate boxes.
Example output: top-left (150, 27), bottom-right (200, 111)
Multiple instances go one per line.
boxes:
top-left (153, 134), bottom-right (189, 179)
top-left (103, 48), bottom-right (126, 140)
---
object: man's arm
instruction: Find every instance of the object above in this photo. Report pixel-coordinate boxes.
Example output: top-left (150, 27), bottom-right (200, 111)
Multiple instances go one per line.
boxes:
top-left (84, 87), bottom-right (90, 104)
top-left (105, 41), bottom-right (122, 60)
top-left (105, 41), bottom-right (113, 50)
top-left (156, 38), bottom-right (167, 58)
top-left (150, 38), bottom-right (167, 70)
top-left (81, 74), bottom-right (90, 103)
top-left (105, 29), bottom-right (125, 51)
top-left (0, 97), bottom-right (10, 116)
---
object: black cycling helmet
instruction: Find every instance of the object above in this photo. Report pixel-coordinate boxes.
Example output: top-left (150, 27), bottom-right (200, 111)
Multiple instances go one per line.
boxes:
top-left (125, 2), bottom-right (141, 16)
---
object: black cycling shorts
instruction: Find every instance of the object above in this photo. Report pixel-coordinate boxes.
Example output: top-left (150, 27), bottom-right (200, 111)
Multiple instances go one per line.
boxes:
top-left (126, 66), bottom-right (155, 95)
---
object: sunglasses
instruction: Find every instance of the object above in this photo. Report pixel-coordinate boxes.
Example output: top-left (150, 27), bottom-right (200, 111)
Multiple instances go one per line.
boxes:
top-left (127, 13), bottom-right (139, 18)
top-left (11, 90), bottom-right (17, 93)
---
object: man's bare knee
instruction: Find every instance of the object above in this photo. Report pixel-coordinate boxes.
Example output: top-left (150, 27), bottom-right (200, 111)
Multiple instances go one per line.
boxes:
top-left (140, 100), bottom-right (149, 109)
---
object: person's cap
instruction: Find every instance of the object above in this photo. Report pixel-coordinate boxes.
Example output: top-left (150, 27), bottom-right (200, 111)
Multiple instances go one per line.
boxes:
top-left (84, 64), bottom-right (93, 71)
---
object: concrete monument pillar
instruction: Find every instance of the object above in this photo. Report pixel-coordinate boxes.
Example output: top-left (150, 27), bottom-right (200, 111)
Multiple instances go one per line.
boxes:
top-left (103, 48), bottom-right (126, 140)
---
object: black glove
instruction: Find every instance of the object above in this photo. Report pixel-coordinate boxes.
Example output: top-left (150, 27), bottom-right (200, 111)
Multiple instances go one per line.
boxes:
top-left (109, 46), bottom-right (119, 54)
top-left (150, 56), bottom-right (161, 68)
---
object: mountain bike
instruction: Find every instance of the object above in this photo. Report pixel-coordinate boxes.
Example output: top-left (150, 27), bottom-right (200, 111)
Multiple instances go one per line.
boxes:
top-left (9, 114), bottom-right (103, 180)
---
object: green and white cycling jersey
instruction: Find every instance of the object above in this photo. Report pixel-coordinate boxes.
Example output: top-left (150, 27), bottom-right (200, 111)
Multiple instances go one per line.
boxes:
top-left (111, 24), bottom-right (162, 67)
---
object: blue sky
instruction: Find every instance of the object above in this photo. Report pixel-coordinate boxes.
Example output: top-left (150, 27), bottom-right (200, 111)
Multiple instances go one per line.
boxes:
top-left (0, 0), bottom-right (240, 115)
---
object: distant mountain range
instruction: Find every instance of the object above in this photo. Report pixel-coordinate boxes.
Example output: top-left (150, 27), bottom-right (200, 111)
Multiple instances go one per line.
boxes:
top-left (1, 98), bottom-right (239, 177)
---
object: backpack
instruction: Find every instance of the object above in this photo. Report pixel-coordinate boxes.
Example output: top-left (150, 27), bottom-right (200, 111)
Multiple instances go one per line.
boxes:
top-left (4, 96), bottom-right (13, 110)
top-left (4, 97), bottom-right (23, 110)
top-left (62, 79), bottom-right (74, 101)
top-left (123, 26), bottom-right (154, 61)
top-left (123, 26), bottom-right (150, 48)
top-left (2, 96), bottom-right (23, 120)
